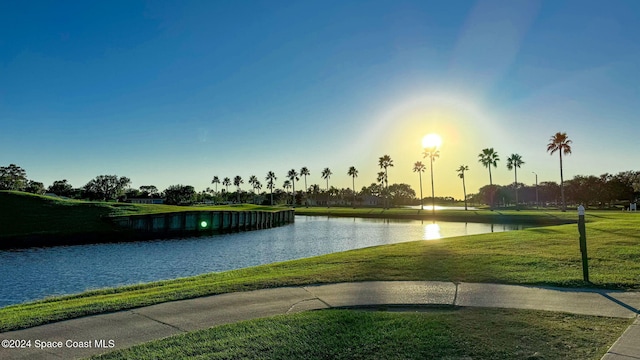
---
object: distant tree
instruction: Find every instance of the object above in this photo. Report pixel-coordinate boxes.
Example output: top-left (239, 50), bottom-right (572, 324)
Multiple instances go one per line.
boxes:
top-left (347, 166), bottom-right (358, 208)
top-left (211, 176), bottom-right (220, 193)
top-left (125, 188), bottom-right (142, 199)
top-left (506, 154), bottom-right (525, 207)
top-left (300, 166), bottom-right (311, 207)
top-left (478, 148), bottom-right (500, 208)
top-left (222, 177), bottom-right (231, 194)
top-left (388, 183), bottom-right (416, 205)
top-left (233, 175), bottom-right (243, 203)
top-left (413, 162), bottom-right (426, 210)
top-left (283, 179), bottom-right (292, 204)
top-left (321, 167), bottom-right (332, 207)
top-left (0, 164), bottom-right (28, 191)
top-left (456, 165), bottom-right (470, 210)
top-left (248, 175), bottom-right (258, 203)
top-left (287, 169), bottom-right (299, 207)
top-left (378, 155), bottom-right (393, 208)
top-left (25, 180), bottom-right (45, 194)
top-left (547, 132), bottom-right (572, 211)
top-left (422, 147), bottom-right (440, 214)
top-left (253, 180), bottom-right (262, 204)
top-left (266, 171), bottom-right (277, 205)
top-left (139, 185), bottom-right (159, 197)
top-left (83, 175), bottom-right (131, 201)
top-left (539, 181), bottom-right (561, 206)
top-left (163, 184), bottom-right (196, 205)
top-left (48, 179), bottom-right (74, 197)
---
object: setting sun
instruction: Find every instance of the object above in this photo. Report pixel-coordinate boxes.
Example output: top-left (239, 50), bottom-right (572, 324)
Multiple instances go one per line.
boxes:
top-left (422, 133), bottom-right (442, 149)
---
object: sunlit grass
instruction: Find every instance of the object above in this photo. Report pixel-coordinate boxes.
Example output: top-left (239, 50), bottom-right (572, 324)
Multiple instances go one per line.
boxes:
top-left (92, 309), bottom-right (630, 360)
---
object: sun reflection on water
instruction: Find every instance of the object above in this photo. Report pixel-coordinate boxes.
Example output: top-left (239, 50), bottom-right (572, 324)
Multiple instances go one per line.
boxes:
top-left (424, 223), bottom-right (441, 240)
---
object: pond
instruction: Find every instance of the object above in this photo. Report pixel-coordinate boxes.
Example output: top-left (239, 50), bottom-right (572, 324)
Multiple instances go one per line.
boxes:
top-left (0, 216), bottom-right (528, 307)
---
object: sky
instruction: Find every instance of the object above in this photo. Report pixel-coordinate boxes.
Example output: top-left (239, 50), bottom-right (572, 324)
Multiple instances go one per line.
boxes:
top-left (1, 0), bottom-right (639, 199)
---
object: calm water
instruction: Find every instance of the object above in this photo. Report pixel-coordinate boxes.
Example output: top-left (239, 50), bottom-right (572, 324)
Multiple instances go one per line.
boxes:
top-left (0, 216), bottom-right (526, 307)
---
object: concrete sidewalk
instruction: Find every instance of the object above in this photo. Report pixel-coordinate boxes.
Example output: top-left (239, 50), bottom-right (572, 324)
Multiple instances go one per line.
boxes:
top-left (1, 281), bottom-right (638, 359)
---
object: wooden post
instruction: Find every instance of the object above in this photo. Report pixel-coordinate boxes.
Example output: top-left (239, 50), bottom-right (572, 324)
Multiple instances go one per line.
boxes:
top-left (578, 205), bottom-right (589, 282)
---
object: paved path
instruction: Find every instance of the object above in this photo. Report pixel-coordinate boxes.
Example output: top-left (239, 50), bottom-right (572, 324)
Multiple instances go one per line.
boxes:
top-left (1, 281), bottom-right (638, 359)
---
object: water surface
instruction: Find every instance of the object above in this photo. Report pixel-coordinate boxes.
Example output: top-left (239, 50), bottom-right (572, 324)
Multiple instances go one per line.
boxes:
top-left (0, 216), bottom-right (526, 307)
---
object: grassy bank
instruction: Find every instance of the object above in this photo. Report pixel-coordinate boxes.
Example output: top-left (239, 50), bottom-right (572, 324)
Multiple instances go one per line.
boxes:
top-left (1, 211), bottom-right (638, 332)
top-left (0, 191), bottom-right (282, 244)
top-left (294, 206), bottom-right (579, 225)
top-left (92, 308), bottom-right (631, 360)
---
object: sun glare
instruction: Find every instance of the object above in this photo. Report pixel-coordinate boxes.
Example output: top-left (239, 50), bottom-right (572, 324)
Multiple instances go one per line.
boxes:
top-left (422, 133), bottom-right (442, 149)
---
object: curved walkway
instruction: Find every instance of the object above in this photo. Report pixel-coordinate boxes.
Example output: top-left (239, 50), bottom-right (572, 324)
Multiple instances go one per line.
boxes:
top-left (1, 281), bottom-right (638, 359)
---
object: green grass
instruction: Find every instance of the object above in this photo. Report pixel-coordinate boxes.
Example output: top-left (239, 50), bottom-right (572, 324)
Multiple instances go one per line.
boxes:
top-left (294, 206), bottom-right (580, 225)
top-left (0, 191), bottom-right (284, 239)
top-left (92, 308), bottom-right (631, 360)
top-left (1, 211), bottom-right (639, 332)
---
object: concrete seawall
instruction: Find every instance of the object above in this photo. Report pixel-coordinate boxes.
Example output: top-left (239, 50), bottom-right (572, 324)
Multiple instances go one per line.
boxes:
top-left (110, 209), bottom-right (295, 236)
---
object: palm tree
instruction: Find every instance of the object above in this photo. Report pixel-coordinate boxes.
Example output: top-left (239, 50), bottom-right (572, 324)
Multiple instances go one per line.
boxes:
top-left (456, 165), bottom-right (470, 210)
top-left (233, 175), bottom-right (243, 203)
top-left (547, 132), bottom-right (572, 211)
top-left (422, 147), bottom-right (440, 214)
top-left (287, 169), bottom-right (299, 207)
top-left (378, 155), bottom-right (393, 208)
top-left (283, 180), bottom-right (292, 204)
top-left (222, 177), bottom-right (231, 201)
top-left (321, 167), bottom-right (332, 207)
top-left (211, 176), bottom-right (220, 193)
top-left (254, 181), bottom-right (263, 203)
top-left (347, 166), bottom-right (358, 208)
top-left (506, 154), bottom-right (525, 208)
top-left (300, 167), bottom-right (310, 207)
top-left (266, 171), bottom-right (277, 205)
top-left (478, 148), bottom-right (500, 209)
top-left (248, 175), bottom-right (258, 203)
top-left (413, 161), bottom-right (426, 210)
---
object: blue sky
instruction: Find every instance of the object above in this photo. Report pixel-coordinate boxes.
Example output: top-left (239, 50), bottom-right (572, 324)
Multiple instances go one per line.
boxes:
top-left (2, 0), bottom-right (639, 198)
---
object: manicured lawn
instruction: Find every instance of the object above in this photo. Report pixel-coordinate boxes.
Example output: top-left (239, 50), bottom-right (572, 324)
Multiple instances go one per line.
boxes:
top-left (0, 191), bottom-right (283, 239)
top-left (294, 206), bottom-right (580, 225)
top-left (92, 308), bottom-right (631, 360)
top-left (1, 210), bottom-right (638, 332)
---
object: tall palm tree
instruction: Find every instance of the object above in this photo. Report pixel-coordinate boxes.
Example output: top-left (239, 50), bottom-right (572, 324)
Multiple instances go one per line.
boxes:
top-left (321, 167), bottom-right (332, 207)
top-left (211, 176), bottom-right (220, 193)
top-left (254, 181), bottom-right (262, 203)
top-left (287, 169), bottom-right (299, 207)
top-left (248, 175), bottom-right (258, 204)
top-left (347, 166), bottom-right (358, 208)
top-left (456, 165), bottom-right (470, 210)
top-left (378, 155), bottom-right (393, 208)
top-left (422, 147), bottom-right (440, 214)
top-left (300, 167), bottom-right (310, 207)
top-left (233, 175), bottom-right (243, 203)
top-left (413, 161), bottom-right (426, 210)
top-left (266, 171), bottom-right (277, 205)
top-left (478, 148), bottom-right (500, 209)
top-left (283, 180), bottom-right (292, 204)
top-left (506, 154), bottom-right (525, 208)
top-left (222, 177), bottom-right (231, 201)
top-left (547, 132), bottom-right (572, 212)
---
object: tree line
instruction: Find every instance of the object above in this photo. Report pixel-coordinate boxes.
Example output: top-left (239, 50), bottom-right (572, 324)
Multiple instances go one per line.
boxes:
top-left (2, 132), bottom-right (638, 208)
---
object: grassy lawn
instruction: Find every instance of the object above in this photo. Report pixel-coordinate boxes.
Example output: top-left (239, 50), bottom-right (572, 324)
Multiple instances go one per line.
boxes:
top-left (0, 191), bottom-right (283, 239)
top-left (92, 308), bottom-right (631, 360)
top-left (1, 209), bottom-right (638, 332)
top-left (294, 206), bottom-right (579, 225)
